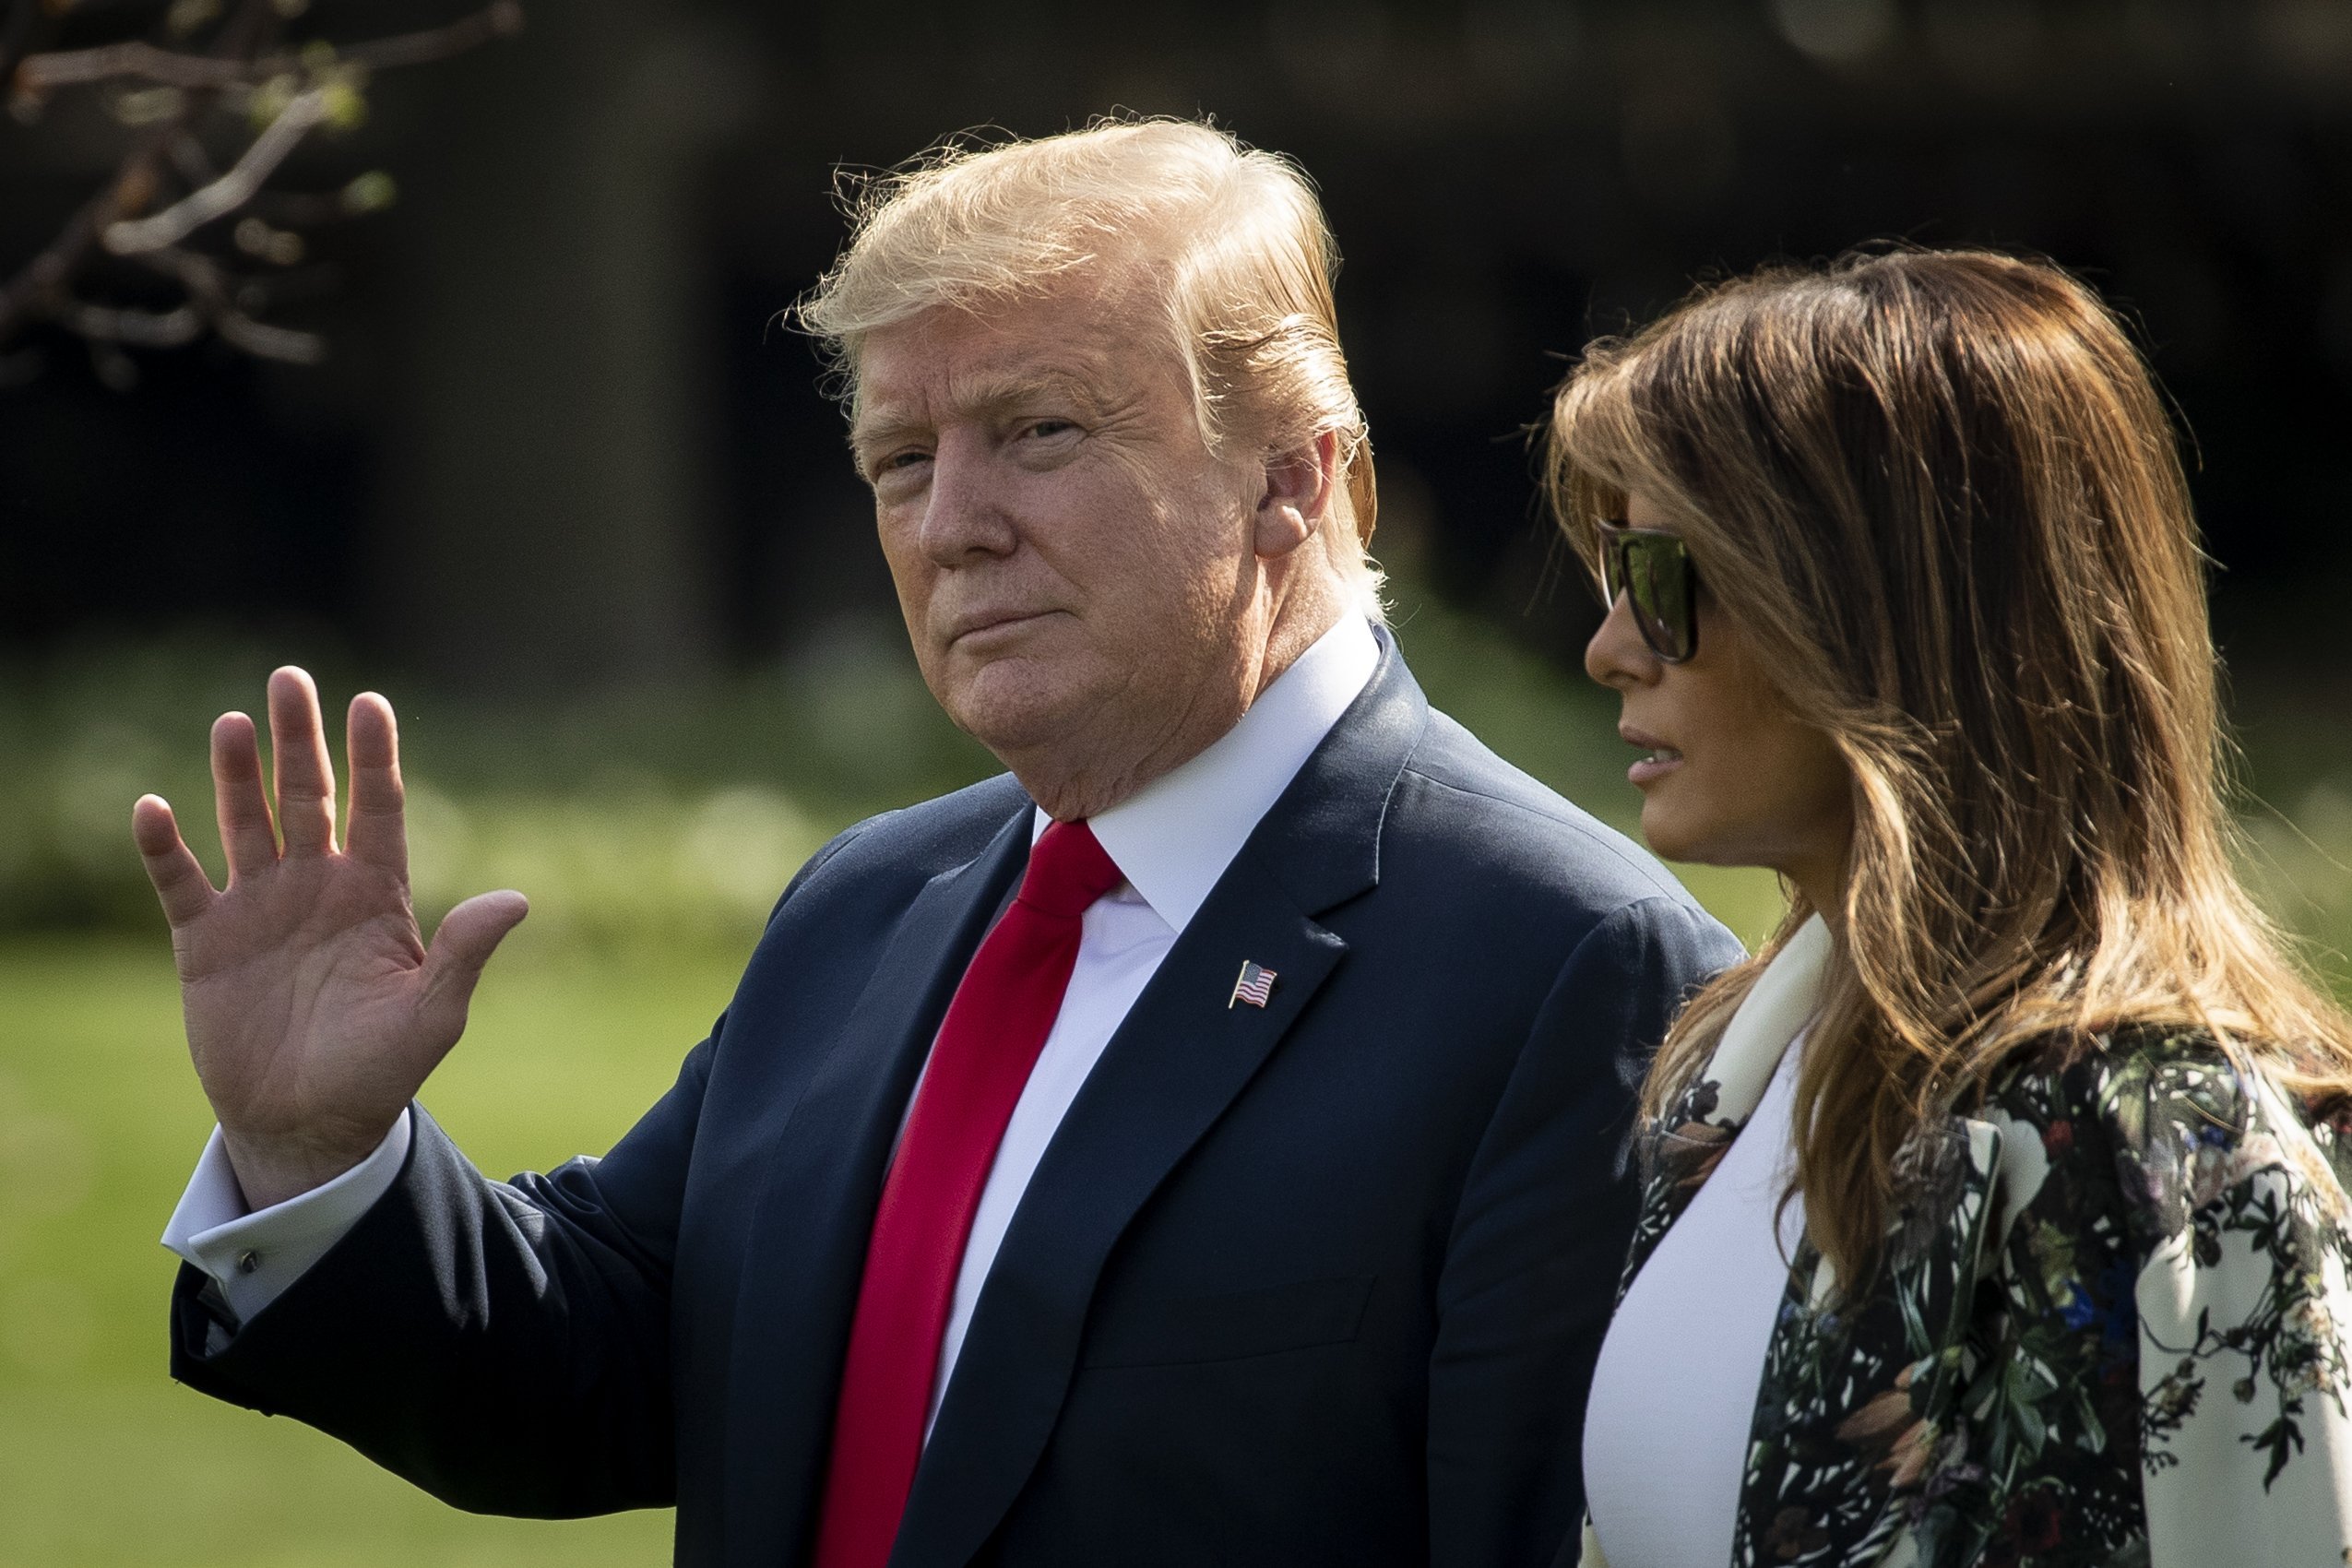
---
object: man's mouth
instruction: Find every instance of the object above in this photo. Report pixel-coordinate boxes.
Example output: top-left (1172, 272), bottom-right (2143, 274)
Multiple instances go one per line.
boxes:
top-left (949, 609), bottom-right (1053, 645)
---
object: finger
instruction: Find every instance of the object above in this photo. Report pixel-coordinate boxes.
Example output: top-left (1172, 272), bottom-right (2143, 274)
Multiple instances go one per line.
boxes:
top-left (417, 891), bottom-right (529, 1035)
top-left (210, 711), bottom-right (279, 878)
top-left (132, 794), bottom-right (218, 927)
top-left (343, 693), bottom-right (409, 873)
top-left (267, 667), bottom-right (339, 857)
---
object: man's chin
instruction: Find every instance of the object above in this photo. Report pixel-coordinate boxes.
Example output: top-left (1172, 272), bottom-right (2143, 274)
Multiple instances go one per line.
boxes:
top-left (937, 671), bottom-right (1091, 763)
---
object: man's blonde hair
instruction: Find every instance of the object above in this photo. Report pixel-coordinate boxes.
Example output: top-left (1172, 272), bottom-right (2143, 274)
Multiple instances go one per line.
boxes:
top-left (796, 118), bottom-right (1382, 614)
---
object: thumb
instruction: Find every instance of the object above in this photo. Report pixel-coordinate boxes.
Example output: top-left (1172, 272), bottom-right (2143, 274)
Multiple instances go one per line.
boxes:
top-left (418, 889), bottom-right (529, 1025)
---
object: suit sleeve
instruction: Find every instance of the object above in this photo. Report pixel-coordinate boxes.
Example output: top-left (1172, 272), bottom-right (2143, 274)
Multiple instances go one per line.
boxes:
top-left (163, 819), bottom-right (877, 1519)
top-left (1425, 894), bottom-right (1740, 1568)
top-left (168, 1039), bottom-right (716, 1516)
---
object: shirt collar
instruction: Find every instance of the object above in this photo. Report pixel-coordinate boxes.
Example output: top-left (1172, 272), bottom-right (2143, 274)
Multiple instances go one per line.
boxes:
top-left (1693, 913), bottom-right (1833, 1127)
top-left (1032, 615), bottom-right (1381, 934)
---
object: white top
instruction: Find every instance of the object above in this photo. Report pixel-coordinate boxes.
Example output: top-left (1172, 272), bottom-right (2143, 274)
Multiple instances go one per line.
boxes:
top-left (1580, 915), bottom-right (1833, 1568)
top-left (163, 614), bottom-right (1383, 1432)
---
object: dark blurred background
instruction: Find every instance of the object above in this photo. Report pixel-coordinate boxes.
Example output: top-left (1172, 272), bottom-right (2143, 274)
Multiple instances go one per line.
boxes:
top-left (6, 5), bottom-right (2352, 1561)
top-left (10, 0), bottom-right (2352, 685)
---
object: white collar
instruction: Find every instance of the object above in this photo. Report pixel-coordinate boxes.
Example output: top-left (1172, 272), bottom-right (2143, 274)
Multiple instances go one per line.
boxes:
top-left (1031, 615), bottom-right (1381, 934)
top-left (1695, 913), bottom-right (1834, 1126)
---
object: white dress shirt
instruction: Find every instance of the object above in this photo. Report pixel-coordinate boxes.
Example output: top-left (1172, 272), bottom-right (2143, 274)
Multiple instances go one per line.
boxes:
top-left (164, 614), bottom-right (1382, 1424)
top-left (1579, 916), bottom-right (1831, 1568)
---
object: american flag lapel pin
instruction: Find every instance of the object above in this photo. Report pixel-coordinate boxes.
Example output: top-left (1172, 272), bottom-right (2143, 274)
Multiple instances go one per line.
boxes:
top-left (1229, 960), bottom-right (1277, 1009)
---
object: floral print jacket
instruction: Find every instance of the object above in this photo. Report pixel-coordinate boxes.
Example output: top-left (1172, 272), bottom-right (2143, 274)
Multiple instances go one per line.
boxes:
top-left (1582, 923), bottom-right (2352, 1568)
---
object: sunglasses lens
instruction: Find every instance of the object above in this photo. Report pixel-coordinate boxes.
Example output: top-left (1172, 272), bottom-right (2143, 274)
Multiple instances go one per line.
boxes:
top-left (1631, 536), bottom-right (1693, 660)
top-left (1601, 529), bottom-right (1695, 661)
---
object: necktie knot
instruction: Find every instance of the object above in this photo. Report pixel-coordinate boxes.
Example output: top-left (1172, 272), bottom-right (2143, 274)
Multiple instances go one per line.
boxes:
top-left (1016, 819), bottom-right (1123, 919)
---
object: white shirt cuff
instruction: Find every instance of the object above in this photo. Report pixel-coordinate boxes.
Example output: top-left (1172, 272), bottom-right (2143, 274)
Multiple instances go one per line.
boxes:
top-left (160, 1110), bottom-right (413, 1326)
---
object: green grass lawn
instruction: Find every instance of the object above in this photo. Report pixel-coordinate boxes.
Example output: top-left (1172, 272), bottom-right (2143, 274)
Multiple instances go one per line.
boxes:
top-left (0, 936), bottom-right (734, 1567)
top-left (0, 870), bottom-right (1783, 1566)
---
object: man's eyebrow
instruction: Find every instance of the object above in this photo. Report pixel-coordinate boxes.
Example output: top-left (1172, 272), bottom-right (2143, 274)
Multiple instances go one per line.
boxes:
top-left (848, 408), bottom-right (922, 456)
top-left (953, 364), bottom-right (1114, 414)
top-left (851, 364), bottom-right (1118, 449)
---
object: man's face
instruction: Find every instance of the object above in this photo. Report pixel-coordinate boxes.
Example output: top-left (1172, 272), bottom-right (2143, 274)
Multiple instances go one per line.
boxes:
top-left (851, 270), bottom-right (1268, 790)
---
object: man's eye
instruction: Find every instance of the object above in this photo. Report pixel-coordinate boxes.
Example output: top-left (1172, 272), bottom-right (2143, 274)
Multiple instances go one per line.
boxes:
top-left (1022, 420), bottom-right (1077, 440)
top-left (870, 450), bottom-right (930, 481)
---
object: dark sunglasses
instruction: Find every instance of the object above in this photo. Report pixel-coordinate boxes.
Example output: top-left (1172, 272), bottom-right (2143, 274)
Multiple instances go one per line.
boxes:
top-left (1595, 522), bottom-right (1698, 663)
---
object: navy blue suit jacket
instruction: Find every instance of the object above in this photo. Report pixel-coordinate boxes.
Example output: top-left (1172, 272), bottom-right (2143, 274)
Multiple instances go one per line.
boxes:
top-left (171, 636), bottom-right (1740, 1566)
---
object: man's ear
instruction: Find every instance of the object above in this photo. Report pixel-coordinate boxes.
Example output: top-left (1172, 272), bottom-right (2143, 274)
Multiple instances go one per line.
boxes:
top-left (1253, 430), bottom-right (1341, 561)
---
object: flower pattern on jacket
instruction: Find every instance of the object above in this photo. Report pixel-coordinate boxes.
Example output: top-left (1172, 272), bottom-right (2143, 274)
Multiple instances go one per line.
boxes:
top-left (1615, 1026), bottom-right (2352, 1568)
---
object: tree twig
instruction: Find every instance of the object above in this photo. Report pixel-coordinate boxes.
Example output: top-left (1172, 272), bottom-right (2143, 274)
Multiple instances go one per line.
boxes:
top-left (138, 244), bottom-right (325, 363)
top-left (62, 297), bottom-right (203, 349)
top-left (0, 0), bottom-right (279, 349)
top-left (12, 3), bottom-right (523, 95)
top-left (0, 1), bottom-right (523, 371)
top-left (14, 40), bottom-right (252, 93)
top-left (340, 1), bottom-right (524, 73)
top-left (103, 87), bottom-right (330, 255)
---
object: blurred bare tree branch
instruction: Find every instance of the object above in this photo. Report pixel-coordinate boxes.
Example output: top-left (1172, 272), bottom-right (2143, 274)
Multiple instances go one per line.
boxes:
top-left (0, 0), bottom-right (522, 383)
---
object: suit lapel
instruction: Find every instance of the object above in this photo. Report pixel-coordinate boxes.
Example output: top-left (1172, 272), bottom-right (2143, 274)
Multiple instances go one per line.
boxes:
top-left (887, 638), bottom-right (1426, 1568)
top-left (720, 804), bottom-right (1033, 1568)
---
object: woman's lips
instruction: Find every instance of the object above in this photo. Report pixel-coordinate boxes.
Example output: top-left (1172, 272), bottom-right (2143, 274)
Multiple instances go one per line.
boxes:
top-left (1620, 726), bottom-right (1684, 787)
top-left (1627, 752), bottom-right (1683, 786)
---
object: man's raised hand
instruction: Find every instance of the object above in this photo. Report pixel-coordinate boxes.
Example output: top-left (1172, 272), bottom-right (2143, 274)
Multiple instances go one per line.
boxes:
top-left (132, 668), bottom-right (527, 1209)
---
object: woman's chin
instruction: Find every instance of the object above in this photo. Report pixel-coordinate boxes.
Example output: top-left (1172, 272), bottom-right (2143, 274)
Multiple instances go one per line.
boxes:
top-left (1636, 813), bottom-right (1759, 874)
top-left (1635, 802), bottom-right (1702, 864)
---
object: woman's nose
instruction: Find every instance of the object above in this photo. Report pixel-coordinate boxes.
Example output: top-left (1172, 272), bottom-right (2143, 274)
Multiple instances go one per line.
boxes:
top-left (1585, 588), bottom-right (1661, 690)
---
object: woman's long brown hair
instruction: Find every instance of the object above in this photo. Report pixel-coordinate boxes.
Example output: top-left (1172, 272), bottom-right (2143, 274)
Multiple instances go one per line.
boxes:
top-left (1547, 248), bottom-right (2352, 1289)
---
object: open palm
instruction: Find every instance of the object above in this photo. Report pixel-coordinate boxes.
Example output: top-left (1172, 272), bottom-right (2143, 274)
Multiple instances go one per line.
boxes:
top-left (133, 668), bottom-right (527, 1209)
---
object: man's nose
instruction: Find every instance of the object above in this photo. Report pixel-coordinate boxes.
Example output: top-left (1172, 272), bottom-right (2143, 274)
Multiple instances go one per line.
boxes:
top-left (1585, 588), bottom-right (1661, 690)
top-left (917, 434), bottom-right (1019, 565)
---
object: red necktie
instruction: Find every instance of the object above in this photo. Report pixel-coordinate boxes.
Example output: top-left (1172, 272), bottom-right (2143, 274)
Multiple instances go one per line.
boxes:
top-left (813, 819), bottom-right (1124, 1568)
